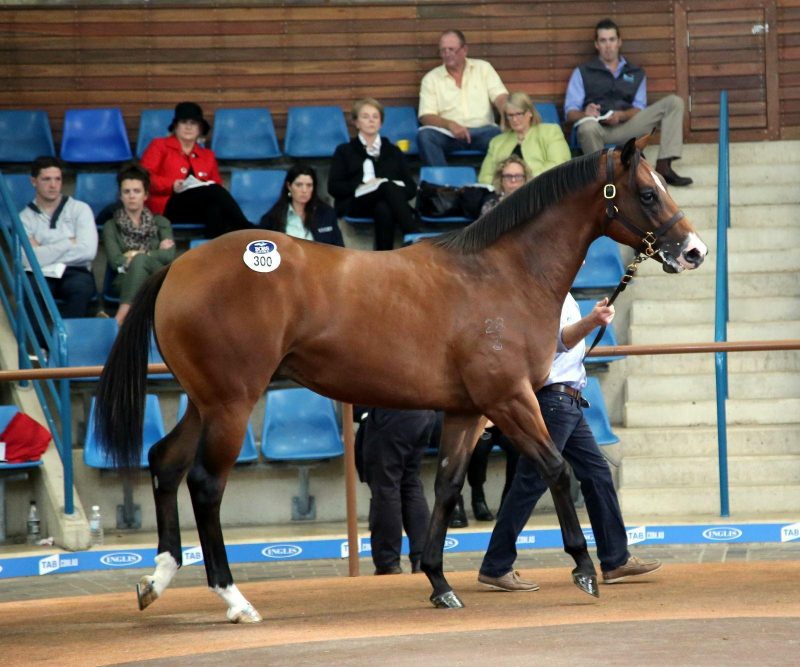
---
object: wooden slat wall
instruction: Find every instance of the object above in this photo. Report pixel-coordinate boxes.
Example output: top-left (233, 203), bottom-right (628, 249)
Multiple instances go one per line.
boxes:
top-left (1, 0), bottom-right (798, 145)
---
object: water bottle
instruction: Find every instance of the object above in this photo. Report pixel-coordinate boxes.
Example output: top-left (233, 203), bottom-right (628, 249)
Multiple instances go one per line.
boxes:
top-left (89, 505), bottom-right (104, 547)
top-left (26, 500), bottom-right (41, 545)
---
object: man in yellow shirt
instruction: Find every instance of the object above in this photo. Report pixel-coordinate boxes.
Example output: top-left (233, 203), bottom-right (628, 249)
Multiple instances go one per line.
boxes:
top-left (418, 30), bottom-right (509, 166)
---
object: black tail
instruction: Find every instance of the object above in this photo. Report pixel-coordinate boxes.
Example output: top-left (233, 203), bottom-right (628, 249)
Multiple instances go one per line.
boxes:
top-left (94, 266), bottom-right (170, 470)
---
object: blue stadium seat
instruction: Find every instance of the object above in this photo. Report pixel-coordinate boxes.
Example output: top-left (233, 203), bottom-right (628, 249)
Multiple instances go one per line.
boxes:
top-left (230, 168), bottom-right (287, 224)
top-left (283, 106), bottom-right (349, 158)
top-left (534, 102), bottom-right (561, 125)
top-left (582, 377), bottom-right (619, 445)
top-left (74, 171), bottom-right (118, 220)
top-left (572, 236), bottom-right (625, 290)
top-left (176, 394), bottom-right (258, 463)
top-left (2, 173), bottom-right (35, 212)
top-left (189, 239), bottom-right (209, 250)
top-left (576, 299), bottom-right (624, 364)
top-left (83, 394), bottom-right (165, 468)
top-left (381, 106), bottom-right (419, 155)
top-left (0, 111), bottom-right (56, 163)
top-left (418, 165), bottom-right (478, 225)
top-left (261, 387), bottom-right (344, 520)
top-left (61, 317), bottom-right (119, 379)
top-left (211, 107), bottom-right (281, 160)
top-left (402, 232), bottom-right (443, 245)
top-left (135, 108), bottom-right (173, 158)
top-left (148, 333), bottom-right (172, 381)
top-left (60, 108), bottom-right (132, 163)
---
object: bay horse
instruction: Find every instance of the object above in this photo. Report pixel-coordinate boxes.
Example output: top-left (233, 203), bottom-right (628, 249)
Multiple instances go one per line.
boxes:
top-left (94, 137), bottom-right (706, 623)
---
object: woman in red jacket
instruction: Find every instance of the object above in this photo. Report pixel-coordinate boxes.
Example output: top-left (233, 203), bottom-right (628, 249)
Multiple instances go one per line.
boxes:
top-left (140, 102), bottom-right (251, 238)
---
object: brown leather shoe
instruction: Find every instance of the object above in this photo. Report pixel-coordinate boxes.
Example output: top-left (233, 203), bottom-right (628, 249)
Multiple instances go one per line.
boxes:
top-left (602, 556), bottom-right (662, 584)
top-left (478, 570), bottom-right (540, 592)
top-left (374, 565), bottom-right (403, 575)
top-left (655, 159), bottom-right (693, 186)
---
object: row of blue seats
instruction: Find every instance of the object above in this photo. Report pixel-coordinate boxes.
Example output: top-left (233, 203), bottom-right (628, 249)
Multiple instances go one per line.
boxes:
top-left (0, 103), bottom-right (563, 165)
top-left (83, 387), bottom-right (345, 470)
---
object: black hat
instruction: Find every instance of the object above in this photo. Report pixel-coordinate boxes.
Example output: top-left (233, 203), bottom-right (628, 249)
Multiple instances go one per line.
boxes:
top-left (169, 101), bottom-right (210, 135)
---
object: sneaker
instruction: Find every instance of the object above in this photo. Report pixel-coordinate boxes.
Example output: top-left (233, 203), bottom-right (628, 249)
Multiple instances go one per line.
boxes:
top-left (478, 570), bottom-right (539, 592)
top-left (602, 556), bottom-right (662, 584)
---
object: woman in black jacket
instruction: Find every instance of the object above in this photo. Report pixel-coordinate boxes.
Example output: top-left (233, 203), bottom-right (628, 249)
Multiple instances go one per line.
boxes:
top-left (260, 164), bottom-right (344, 247)
top-left (328, 98), bottom-right (418, 250)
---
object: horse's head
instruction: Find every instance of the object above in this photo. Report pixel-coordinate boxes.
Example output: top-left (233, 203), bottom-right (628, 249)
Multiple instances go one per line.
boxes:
top-left (603, 136), bottom-right (707, 273)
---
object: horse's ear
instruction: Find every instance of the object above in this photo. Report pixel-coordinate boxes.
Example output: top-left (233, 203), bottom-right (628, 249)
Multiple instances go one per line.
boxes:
top-left (635, 130), bottom-right (655, 152)
top-left (620, 137), bottom-right (637, 168)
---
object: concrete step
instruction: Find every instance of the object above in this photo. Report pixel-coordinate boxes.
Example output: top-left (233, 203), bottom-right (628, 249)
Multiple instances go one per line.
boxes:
top-left (636, 248), bottom-right (800, 276)
top-left (672, 183), bottom-right (800, 208)
top-left (678, 140), bottom-right (800, 165)
top-left (615, 424), bottom-right (800, 457)
top-left (620, 454), bottom-right (800, 487)
top-left (621, 350), bottom-right (800, 375)
top-left (628, 271), bottom-right (800, 298)
top-left (682, 203), bottom-right (800, 228)
top-left (625, 371), bottom-right (800, 401)
top-left (618, 483), bottom-right (800, 516)
top-left (677, 162), bottom-right (800, 186)
top-left (631, 297), bottom-right (800, 324)
top-left (629, 320), bottom-right (800, 345)
top-left (688, 227), bottom-right (800, 253)
top-left (624, 397), bottom-right (800, 428)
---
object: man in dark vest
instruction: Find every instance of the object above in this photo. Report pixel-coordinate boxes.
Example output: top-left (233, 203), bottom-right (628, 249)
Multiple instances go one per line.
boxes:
top-left (564, 18), bottom-right (692, 186)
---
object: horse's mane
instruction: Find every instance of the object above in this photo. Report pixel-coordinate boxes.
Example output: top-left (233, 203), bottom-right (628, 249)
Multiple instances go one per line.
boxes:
top-left (433, 151), bottom-right (601, 254)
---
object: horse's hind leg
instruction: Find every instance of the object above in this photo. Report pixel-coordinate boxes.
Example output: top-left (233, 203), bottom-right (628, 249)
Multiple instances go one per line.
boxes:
top-left (136, 407), bottom-right (202, 611)
top-left (188, 402), bottom-right (262, 623)
top-left (488, 390), bottom-right (598, 598)
top-left (421, 412), bottom-right (484, 609)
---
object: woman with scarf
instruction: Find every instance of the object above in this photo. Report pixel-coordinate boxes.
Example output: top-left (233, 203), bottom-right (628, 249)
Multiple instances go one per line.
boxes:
top-left (103, 164), bottom-right (176, 324)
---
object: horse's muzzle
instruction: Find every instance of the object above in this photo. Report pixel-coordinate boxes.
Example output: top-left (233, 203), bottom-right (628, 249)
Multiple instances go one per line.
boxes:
top-left (660, 233), bottom-right (708, 273)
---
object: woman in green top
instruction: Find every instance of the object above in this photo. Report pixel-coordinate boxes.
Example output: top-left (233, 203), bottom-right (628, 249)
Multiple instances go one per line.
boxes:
top-left (104, 164), bottom-right (176, 324)
top-left (477, 91), bottom-right (571, 185)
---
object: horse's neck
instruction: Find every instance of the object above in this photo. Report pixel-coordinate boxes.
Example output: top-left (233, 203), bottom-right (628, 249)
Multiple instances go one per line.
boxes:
top-left (501, 198), bottom-right (601, 300)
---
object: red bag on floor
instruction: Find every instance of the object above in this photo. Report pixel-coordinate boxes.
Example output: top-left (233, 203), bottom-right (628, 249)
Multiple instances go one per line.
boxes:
top-left (0, 413), bottom-right (51, 463)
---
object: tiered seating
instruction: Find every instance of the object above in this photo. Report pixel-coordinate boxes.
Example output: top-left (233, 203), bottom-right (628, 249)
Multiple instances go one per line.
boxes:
top-left (534, 102), bottom-right (560, 125)
top-left (381, 106), bottom-right (419, 155)
top-left (229, 168), bottom-right (286, 224)
top-left (418, 165), bottom-right (478, 225)
top-left (283, 106), bottom-right (349, 158)
top-left (1, 173), bottom-right (35, 212)
top-left (135, 108), bottom-right (172, 158)
top-left (62, 317), bottom-right (118, 379)
top-left (261, 387), bottom-right (344, 520)
top-left (60, 108), bottom-right (132, 163)
top-left (582, 376), bottom-right (619, 445)
top-left (211, 108), bottom-right (281, 160)
top-left (0, 111), bottom-right (56, 163)
top-left (74, 171), bottom-right (117, 220)
top-left (176, 394), bottom-right (258, 463)
top-left (572, 236), bottom-right (625, 290)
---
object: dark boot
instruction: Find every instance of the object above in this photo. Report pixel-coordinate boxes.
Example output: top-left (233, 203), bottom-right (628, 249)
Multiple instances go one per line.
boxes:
top-left (449, 495), bottom-right (468, 528)
top-left (655, 158), bottom-right (693, 187)
top-left (471, 487), bottom-right (495, 521)
top-left (374, 565), bottom-right (403, 575)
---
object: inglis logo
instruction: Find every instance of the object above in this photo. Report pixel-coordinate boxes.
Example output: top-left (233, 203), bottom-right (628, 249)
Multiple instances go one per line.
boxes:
top-left (262, 544), bottom-right (303, 559)
top-left (702, 527), bottom-right (743, 541)
top-left (443, 537), bottom-right (458, 550)
top-left (100, 552), bottom-right (143, 567)
top-left (248, 240), bottom-right (275, 254)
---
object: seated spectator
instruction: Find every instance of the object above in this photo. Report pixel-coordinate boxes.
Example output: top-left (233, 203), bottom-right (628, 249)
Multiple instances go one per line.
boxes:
top-left (140, 101), bottom-right (252, 238)
top-left (259, 164), bottom-right (344, 246)
top-left (479, 155), bottom-right (532, 216)
top-left (477, 92), bottom-right (571, 184)
top-left (103, 164), bottom-right (176, 325)
top-left (418, 30), bottom-right (508, 166)
top-left (564, 18), bottom-right (692, 186)
top-left (328, 98), bottom-right (418, 251)
top-left (19, 155), bottom-right (98, 318)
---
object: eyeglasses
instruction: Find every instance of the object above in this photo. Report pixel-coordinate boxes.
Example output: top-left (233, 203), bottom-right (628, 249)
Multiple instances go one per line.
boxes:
top-left (439, 46), bottom-right (463, 55)
top-left (505, 112), bottom-right (528, 120)
top-left (501, 174), bottom-right (526, 182)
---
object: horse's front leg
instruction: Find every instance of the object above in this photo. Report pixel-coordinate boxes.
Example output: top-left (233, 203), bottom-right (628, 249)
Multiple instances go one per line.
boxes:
top-left (422, 412), bottom-right (485, 609)
top-left (488, 389), bottom-right (598, 598)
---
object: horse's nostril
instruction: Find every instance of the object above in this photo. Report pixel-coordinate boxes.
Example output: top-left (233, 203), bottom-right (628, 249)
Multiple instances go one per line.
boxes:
top-left (684, 247), bottom-right (704, 265)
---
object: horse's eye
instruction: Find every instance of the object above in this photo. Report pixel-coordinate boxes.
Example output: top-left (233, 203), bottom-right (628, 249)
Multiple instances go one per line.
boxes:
top-left (640, 190), bottom-right (657, 206)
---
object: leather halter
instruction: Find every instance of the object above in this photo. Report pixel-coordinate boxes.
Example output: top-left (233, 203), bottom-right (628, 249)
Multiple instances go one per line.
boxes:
top-left (584, 148), bottom-right (687, 359)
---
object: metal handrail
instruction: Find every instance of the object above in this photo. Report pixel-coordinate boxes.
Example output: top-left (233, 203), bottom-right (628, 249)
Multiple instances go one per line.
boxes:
top-left (0, 173), bottom-right (73, 514)
top-left (714, 91), bottom-right (731, 517)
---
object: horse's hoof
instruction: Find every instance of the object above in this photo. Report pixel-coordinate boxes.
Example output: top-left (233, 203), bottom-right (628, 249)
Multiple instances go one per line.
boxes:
top-left (136, 577), bottom-right (158, 610)
top-left (572, 571), bottom-right (599, 598)
top-left (430, 590), bottom-right (465, 609)
top-left (227, 604), bottom-right (263, 624)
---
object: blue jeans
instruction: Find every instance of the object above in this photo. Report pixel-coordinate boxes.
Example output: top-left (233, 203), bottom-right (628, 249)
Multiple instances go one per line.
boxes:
top-left (479, 390), bottom-right (630, 576)
top-left (417, 125), bottom-right (501, 166)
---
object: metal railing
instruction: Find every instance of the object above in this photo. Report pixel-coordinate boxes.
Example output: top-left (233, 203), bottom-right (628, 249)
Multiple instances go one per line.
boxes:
top-left (0, 173), bottom-right (74, 514)
top-left (714, 91), bottom-right (731, 517)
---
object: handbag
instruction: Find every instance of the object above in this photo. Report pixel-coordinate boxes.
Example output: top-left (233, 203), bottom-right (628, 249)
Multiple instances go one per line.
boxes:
top-left (416, 181), bottom-right (495, 219)
top-left (0, 412), bottom-right (51, 463)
